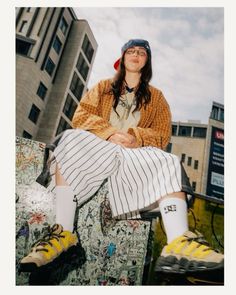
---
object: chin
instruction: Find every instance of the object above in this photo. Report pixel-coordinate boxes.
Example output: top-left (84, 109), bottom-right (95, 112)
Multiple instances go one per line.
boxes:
top-left (126, 66), bottom-right (141, 73)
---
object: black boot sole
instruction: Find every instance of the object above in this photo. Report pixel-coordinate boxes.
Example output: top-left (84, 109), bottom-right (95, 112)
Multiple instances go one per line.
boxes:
top-left (155, 255), bottom-right (224, 274)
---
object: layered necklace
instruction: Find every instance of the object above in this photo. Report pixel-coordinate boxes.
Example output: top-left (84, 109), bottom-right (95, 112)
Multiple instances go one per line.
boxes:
top-left (118, 84), bottom-right (137, 120)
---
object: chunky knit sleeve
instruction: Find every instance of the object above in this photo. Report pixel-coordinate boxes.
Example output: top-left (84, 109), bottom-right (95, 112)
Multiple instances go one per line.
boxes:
top-left (127, 90), bottom-right (171, 149)
top-left (72, 80), bottom-right (117, 140)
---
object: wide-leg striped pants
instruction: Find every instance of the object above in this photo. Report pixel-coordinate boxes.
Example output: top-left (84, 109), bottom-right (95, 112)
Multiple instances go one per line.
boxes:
top-left (49, 129), bottom-right (190, 219)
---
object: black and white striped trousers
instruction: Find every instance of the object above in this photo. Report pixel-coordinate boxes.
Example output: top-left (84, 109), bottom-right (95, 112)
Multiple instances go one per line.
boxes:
top-left (49, 129), bottom-right (192, 219)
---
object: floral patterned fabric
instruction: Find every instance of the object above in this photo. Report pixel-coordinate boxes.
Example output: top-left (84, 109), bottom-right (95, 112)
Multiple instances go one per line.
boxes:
top-left (15, 136), bottom-right (151, 285)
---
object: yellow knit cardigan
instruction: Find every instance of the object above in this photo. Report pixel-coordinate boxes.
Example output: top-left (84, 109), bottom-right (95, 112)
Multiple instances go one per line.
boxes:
top-left (72, 79), bottom-right (171, 149)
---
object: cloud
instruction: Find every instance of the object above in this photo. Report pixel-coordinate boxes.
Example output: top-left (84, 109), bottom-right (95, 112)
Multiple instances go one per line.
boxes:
top-left (74, 7), bottom-right (224, 123)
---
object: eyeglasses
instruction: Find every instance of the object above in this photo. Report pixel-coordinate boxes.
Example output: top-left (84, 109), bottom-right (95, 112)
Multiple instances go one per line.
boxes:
top-left (125, 48), bottom-right (147, 57)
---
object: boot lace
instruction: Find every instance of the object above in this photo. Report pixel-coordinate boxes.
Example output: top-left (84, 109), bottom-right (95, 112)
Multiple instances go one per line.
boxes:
top-left (32, 226), bottom-right (65, 253)
top-left (182, 231), bottom-right (212, 252)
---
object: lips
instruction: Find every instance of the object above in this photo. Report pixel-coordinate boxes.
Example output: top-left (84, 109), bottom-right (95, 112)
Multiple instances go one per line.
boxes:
top-left (129, 59), bottom-right (139, 64)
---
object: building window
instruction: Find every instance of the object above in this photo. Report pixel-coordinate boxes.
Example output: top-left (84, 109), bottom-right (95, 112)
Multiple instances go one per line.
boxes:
top-left (28, 104), bottom-right (40, 124)
top-left (53, 36), bottom-right (62, 54)
top-left (193, 127), bottom-right (207, 138)
top-left (56, 116), bottom-right (71, 135)
top-left (179, 126), bottom-right (191, 137)
top-left (22, 130), bottom-right (32, 139)
top-left (194, 160), bottom-right (199, 170)
top-left (69, 72), bottom-right (84, 100)
top-left (82, 34), bottom-right (94, 63)
top-left (210, 105), bottom-right (224, 122)
top-left (45, 57), bottom-right (55, 76)
top-left (187, 157), bottom-right (192, 166)
top-left (16, 38), bottom-right (31, 56)
top-left (181, 153), bottom-right (186, 163)
top-left (59, 17), bottom-right (68, 35)
top-left (19, 20), bottom-right (28, 34)
top-left (192, 181), bottom-right (196, 191)
top-left (219, 109), bottom-right (224, 122)
top-left (76, 53), bottom-right (89, 80)
top-left (36, 82), bottom-right (47, 100)
top-left (211, 106), bottom-right (219, 120)
top-left (172, 125), bottom-right (177, 136)
top-left (166, 142), bottom-right (172, 153)
top-left (63, 94), bottom-right (78, 120)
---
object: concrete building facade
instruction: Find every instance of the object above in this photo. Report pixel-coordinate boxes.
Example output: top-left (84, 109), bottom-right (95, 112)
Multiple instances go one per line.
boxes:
top-left (16, 7), bottom-right (97, 142)
top-left (169, 102), bottom-right (224, 200)
top-left (170, 121), bottom-right (207, 194)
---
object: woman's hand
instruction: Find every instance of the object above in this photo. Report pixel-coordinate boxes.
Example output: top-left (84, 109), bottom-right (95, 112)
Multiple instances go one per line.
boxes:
top-left (108, 131), bottom-right (139, 148)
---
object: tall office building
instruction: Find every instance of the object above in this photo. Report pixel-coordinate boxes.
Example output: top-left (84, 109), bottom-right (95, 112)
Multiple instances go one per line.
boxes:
top-left (16, 7), bottom-right (97, 143)
top-left (170, 101), bottom-right (224, 200)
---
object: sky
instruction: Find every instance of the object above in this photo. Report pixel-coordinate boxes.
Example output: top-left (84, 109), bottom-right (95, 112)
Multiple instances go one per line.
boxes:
top-left (74, 7), bottom-right (224, 124)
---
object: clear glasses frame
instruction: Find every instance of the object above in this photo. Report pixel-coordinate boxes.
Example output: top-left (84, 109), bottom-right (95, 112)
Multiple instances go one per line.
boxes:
top-left (125, 48), bottom-right (147, 57)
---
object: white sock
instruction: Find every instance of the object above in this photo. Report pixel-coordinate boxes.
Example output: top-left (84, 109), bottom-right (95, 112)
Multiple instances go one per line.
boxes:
top-left (159, 197), bottom-right (189, 244)
top-left (56, 186), bottom-right (77, 232)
